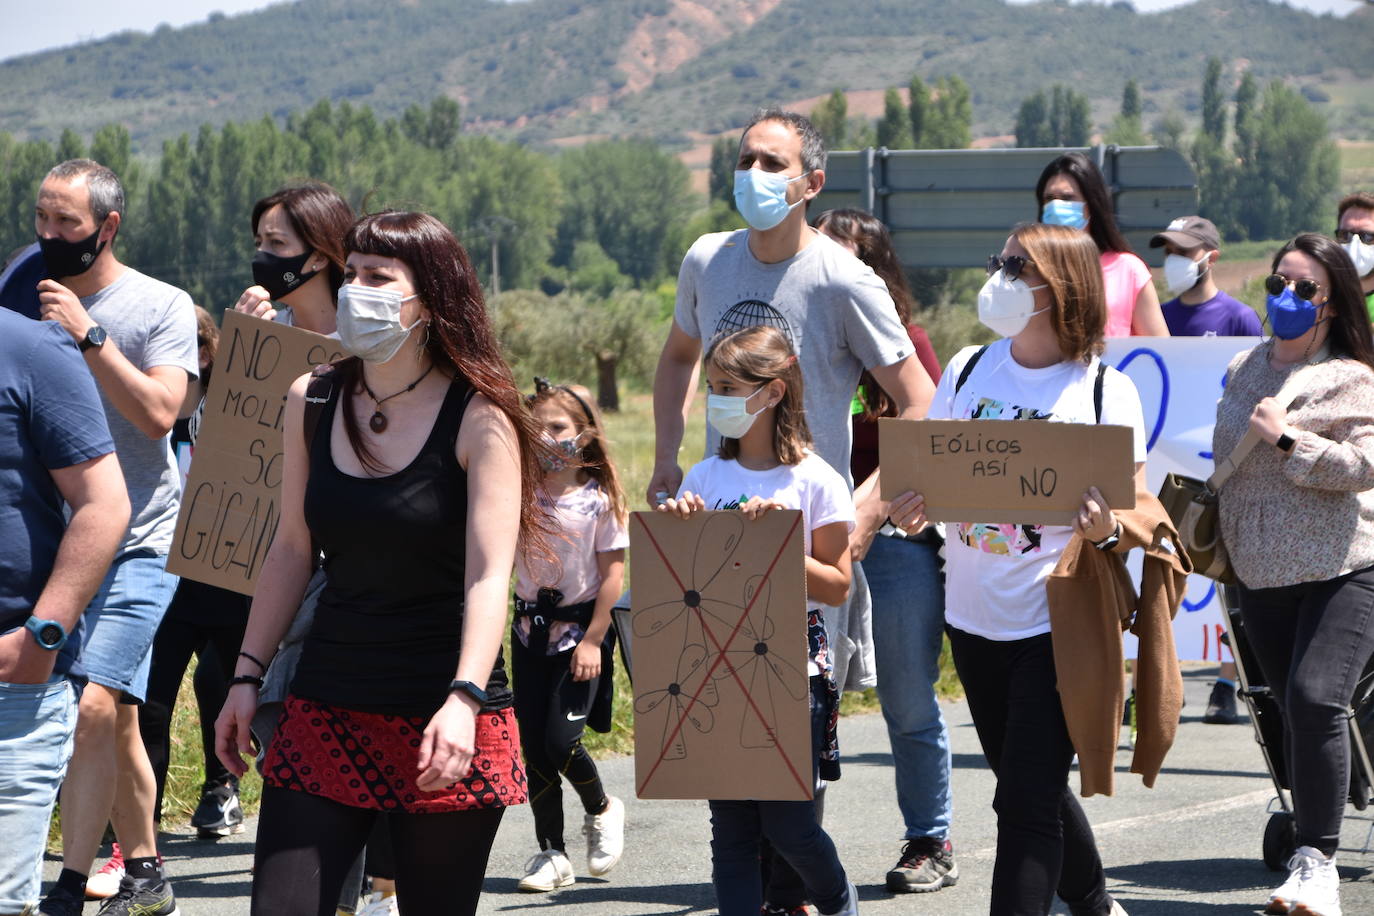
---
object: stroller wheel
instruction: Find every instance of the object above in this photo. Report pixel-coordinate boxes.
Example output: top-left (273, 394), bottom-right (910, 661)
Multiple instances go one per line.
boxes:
top-left (1263, 812), bottom-right (1296, 871)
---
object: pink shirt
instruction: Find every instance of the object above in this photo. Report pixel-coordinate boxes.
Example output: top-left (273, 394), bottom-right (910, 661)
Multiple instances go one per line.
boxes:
top-left (1100, 250), bottom-right (1152, 338)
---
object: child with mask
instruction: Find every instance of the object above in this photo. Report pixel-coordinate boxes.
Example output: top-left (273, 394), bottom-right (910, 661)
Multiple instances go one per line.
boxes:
top-left (658, 325), bottom-right (858, 916)
top-left (512, 380), bottom-right (628, 893)
top-left (891, 222), bottom-right (1146, 916)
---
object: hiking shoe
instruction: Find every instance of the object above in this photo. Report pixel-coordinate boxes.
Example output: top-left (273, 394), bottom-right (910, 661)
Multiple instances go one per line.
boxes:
top-left (1291, 846), bottom-right (1341, 916)
top-left (86, 844), bottom-right (125, 899)
top-left (885, 837), bottom-right (958, 893)
top-left (518, 849), bottom-right (575, 892)
top-left (38, 886), bottom-right (84, 916)
top-left (584, 795), bottom-right (625, 876)
top-left (94, 878), bottom-right (180, 916)
top-left (1204, 680), bottom-right (1239, 725)
top-left (355, 892), bottom-right (398, 916)
top-left (191, 779), bottom-right (244, 838)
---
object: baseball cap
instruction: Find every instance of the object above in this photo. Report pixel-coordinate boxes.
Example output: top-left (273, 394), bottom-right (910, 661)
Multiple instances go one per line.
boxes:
top-left (1150, 215), bottom-right (1220, 251)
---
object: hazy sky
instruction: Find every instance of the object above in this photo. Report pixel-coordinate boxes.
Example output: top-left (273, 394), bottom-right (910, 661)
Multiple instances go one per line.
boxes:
top-left (0, 0), bottom-right (1364, 63)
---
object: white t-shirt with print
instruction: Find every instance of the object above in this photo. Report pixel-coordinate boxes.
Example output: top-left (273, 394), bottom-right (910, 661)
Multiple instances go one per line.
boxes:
top-left (930, 340), bottom-right (1147, 641)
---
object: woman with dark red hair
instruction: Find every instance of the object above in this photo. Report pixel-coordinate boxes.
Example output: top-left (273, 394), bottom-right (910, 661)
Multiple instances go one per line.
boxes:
top-left (216, 211), bottom-right (550, 916)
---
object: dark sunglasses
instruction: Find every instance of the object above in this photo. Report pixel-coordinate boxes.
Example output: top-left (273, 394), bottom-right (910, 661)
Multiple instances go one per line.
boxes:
top-left (1336, 229), bottom-right (1374, 245)
top-left (1265, 273), bottom-right (1323, 302)
top-left (987, 254), bottom-right (1035, 282)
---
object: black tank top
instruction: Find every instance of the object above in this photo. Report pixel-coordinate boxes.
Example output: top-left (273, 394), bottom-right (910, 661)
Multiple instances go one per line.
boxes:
top-left (292, 374), bottom-right (512, 716)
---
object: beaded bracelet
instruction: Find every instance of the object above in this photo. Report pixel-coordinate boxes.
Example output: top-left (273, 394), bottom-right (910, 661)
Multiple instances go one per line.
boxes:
top-left (228, 674), bottom-right (264, 689)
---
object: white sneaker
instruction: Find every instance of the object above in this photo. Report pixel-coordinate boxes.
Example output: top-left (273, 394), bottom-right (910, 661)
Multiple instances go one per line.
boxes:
top-left (1292, 847), bottom-right (1342, 916)
top-left (518, 849), bottom-right (575, 892)
top-left (354, 892), bottom-right (398, 916)
top-left (822, 878), bottom-right (858, 916)
top-left (1268, 846), bottom-right (1325, 914)
top-left (85, 844), bottom-right (125, 899)
top-left (584, 795), bottom-right (625, 877)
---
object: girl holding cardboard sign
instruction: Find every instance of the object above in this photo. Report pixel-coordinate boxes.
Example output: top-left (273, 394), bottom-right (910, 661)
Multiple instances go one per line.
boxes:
top-left (658, 325), bottom-right (858, 916)
top-left (889, 223), bottom-right (1147, 916)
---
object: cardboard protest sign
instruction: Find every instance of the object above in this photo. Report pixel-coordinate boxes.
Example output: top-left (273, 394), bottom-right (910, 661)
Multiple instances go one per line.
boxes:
top-left (167, 310), bottom-right (345, 595)
top-left (630, 509), bottom-right (811, 801)
top-left (878, 418), bottom-right (1136, 526)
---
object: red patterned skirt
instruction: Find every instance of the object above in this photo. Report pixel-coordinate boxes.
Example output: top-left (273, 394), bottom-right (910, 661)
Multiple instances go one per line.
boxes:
top-left (262, 695), bottom-right (527, 813)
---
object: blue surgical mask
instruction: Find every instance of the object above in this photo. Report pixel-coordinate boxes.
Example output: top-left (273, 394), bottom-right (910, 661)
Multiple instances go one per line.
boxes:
top-left (734, 169), bottom-right (809, 231)
top-left (1041, 199), bottom-right (1088, 231)
top-left (1265, 287), bottom-right (1320, 340)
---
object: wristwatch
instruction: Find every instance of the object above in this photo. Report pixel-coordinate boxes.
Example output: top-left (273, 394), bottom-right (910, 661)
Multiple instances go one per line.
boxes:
top-left (449, 680), bottom-right (489, 705)
top-left (79, 325), bottom-right (107, 352)
top-left (1092, 521), bottom-right (1123, 552)
top-left (1276, 432), bottom-right (1296, 454)
top-left (25, 616), bottom-right (68, 651)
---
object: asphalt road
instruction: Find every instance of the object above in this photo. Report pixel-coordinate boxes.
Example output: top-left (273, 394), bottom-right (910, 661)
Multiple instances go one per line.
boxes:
top-left (49, 666), bottom-right (1374, 915)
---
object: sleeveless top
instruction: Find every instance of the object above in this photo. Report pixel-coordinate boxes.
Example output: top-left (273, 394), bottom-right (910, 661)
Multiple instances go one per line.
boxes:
top-left (292, 372), bottom-right (513, 717)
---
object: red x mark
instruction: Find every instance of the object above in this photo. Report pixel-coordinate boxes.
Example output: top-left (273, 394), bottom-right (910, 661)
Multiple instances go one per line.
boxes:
top-left (633, 512), bottom-right (808, 798)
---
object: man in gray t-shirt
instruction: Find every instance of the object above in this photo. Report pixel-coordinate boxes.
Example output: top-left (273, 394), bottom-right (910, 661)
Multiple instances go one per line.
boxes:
top-left (650, 109), bottom-right (935, 694)
top-left (33, 158), bottom-right (194, 916)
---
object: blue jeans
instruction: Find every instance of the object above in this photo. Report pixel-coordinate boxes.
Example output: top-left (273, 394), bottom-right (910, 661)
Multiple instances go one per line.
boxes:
top-left (710, 678), bottom-right (847, 916)
top-left (80, 553), bottom-right (179, 703)
top-left (0, 677), bottom-right (77, 913)
top-left (865, 533), bottom-right (952, 840)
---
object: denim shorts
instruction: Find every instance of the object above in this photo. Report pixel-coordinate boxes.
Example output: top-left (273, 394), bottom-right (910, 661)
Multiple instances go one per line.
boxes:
top-left (0, 677), bottom-right (77, 913)
top-left (80, 553), bottom-right (179, 704)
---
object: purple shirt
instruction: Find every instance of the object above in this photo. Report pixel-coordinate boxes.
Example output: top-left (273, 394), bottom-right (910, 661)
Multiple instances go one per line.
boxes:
top-left (1161, 290), bottom-right (1263, 337)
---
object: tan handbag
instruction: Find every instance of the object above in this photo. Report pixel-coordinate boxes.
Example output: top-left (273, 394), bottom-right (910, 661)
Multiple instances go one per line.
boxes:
top-left (1157, 357), bottom-right (1316, 583)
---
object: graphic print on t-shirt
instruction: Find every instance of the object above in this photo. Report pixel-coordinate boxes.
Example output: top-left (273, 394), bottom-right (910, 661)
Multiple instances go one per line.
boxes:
top-left (712, 299), bottom-right (796, 348)
top-left (958, 395), bottom-right (1052, 554)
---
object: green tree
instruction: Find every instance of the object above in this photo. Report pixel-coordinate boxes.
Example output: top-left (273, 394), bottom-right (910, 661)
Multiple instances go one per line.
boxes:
top-left (554, 138), bottom-right (691, 284)
top-left (1106, 80), bottom-right (1147, 146)
top-left (1016, 85), bottom-right (1090, 147)
top-left (1234, 81), bottom-right (1339, 240)
top-left (56, 129), bottom-right (85, 163)
top-left (1151, 110), bottom-right (1187, 152)
top-left (1201, 57), bottom-right (1227, 143)
top-left (876, 87), bottom-right (913, 149)
top-left (1015, 91), bottom-right (1050, 147)
top-left (925, 77), bottom-right (972, 149)
top-left (1121, 79), bottom-right (1142, 121)
top-left (1233, 71), bottom-right (1259, 163)
top-left (708, 135), bottom-right (735, 205)
top-left (810, 90), bottom-right (848, 150)
top-left (908, 75), bottom-right (928, 147)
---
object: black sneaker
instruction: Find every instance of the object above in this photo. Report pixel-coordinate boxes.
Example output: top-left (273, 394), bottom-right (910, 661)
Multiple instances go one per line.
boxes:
top-left (1203, 680), bottom-right (1239, 725)
top-left (94, 878), bottom-right (180, 916)
top-left (191, 778), bottom-right (244, 838)
top-left (885, 837), bottom-right (959, 893)
top-left (38, 885), bottom-right (85, 916)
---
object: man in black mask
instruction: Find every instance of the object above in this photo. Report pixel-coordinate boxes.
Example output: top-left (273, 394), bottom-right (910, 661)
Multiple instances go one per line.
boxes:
top-left (34, 159), bottom-right (197, 916)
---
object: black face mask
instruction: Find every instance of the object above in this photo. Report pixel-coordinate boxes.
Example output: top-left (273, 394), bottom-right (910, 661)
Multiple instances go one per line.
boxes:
top-left (38, 227), bottom-right (106, 280)
top-left (252, 249), bottom-right (319, 301)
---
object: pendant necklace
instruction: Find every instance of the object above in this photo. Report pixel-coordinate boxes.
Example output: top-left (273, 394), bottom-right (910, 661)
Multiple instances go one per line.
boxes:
top-left (361, 363), bottom-right (435, 433)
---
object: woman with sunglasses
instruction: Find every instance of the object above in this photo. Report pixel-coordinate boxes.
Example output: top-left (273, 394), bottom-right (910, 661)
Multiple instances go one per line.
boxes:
top-left (1035, 152), bottom-right (1168, 338)
top-left (1213, 233), bottom-right (1374, 916)
top-left (889, 223), bottom-right (1146, 916)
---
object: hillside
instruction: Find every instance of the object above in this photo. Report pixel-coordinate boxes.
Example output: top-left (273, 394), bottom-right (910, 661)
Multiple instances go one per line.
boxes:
top-left (0, 0), bottom-right (1370, 152)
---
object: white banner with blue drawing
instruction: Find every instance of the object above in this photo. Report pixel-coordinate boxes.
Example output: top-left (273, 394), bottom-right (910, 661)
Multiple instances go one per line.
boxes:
top-left (1104, 335), bottom-right (1265, 662)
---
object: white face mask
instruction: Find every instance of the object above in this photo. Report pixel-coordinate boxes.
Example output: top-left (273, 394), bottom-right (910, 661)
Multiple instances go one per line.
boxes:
top-left (977, 270), bottom-right (1049, 338)
top-left (336, 284), bottom-right (422, 364)
top-left (1163, 252), bottom-right (1208, 295)
top-left (1344, 234), bottom-right (1374, 277)
top-left (706, 386), bottom-right (766, 439)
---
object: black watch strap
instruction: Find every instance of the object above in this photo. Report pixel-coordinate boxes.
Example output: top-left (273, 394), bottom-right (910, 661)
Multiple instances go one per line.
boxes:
top-left (1276, 432), bottom-right (1296, 454)
top-left (449, 679), bottom-right (489, 704)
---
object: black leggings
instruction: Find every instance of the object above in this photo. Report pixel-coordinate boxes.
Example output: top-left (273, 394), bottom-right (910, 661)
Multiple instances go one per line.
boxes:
top-left (138, 580), bottom-right (249, 819)
top-left (1239, 565), bottom-right (1374, 856)
top-left (511, 634), bottom-right (607, 852)
top-left (948, 627), bottom-right (1110, 916)
top-left (252, 786), bottom-right (504, 916)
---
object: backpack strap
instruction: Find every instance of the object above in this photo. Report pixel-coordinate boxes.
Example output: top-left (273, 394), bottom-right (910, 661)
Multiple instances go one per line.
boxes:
top-left (1093, 360), bottom-right (1107, 424)
top-left (954, 344), bottom-right (991, 396)
top-left (302, 363), bottom-right (338, 457)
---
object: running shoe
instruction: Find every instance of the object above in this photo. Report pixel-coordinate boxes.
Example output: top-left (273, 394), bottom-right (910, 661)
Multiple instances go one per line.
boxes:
top-left (94, 877), bottom-right (180, 916)
top-left (191, 778), bottom-right (244, 839)
top-left (584, 795), bottom-right (625, 877)
top-left (86, 844), bottom-right (125, 899)
top-left (518, 849), bottom-right (575, 892)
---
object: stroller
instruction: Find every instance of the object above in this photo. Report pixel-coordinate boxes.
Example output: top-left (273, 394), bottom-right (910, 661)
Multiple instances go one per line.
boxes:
top-left (1221, 587), bottom-right (1374, 870)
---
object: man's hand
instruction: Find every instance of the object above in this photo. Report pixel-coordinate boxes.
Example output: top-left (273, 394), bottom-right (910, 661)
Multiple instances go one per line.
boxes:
top-left (233, 285), bottom-right (278, 322)
top-left (646, 462), bottom-right (683, 509)
top-left (0, 628), bottom-right (58, 685)
top-left (37, 280), bottom-right (94, 343)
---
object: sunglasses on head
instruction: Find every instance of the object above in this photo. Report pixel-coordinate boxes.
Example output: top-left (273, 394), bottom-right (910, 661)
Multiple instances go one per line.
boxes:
top-left (987, 254), bottom-right (1035, 282)
top-left (1265, 273), bottom-right (1323, 302)
top-left (1336, 229), bottom-right (1374, 246)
